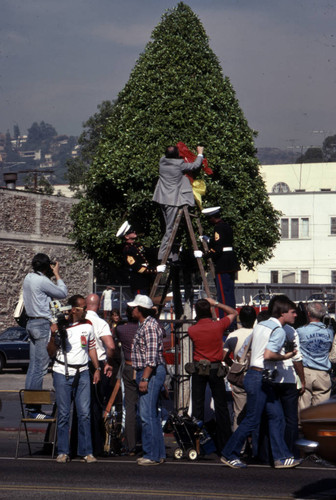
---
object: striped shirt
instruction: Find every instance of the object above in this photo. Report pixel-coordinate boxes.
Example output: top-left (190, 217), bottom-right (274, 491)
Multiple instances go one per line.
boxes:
top-left (131, 316), bottom-right (165, 369)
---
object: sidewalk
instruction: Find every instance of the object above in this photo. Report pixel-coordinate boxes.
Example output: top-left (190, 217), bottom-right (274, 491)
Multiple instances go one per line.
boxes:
top-left (0, 371), bottom-right (53, 431)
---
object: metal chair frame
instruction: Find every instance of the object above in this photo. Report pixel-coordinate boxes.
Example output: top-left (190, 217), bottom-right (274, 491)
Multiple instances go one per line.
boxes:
top-left (15, 389), bottom-right (57, 458)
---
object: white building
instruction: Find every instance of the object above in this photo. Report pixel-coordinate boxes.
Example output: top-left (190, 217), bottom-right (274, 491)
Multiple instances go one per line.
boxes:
top-left (238, 162), bottom-right (336, 285)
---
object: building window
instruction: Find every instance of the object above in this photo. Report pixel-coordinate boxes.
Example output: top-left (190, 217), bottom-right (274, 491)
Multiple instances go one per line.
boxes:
top-left (281, 219), bottom-right (289, 238)
top-left (331, 217), bottom-right (336, 235)
top-left (331, 271), bottom-right (336, 284)
top-left (271, 271), bottom-right (279, 284)
top-left (282, 271), bottom-right (296, 283)
top-left (301, 218), bottom-right (309, 238)
top-left (272, 182), bottom-right (290, 193)
top-left (281, 217), bottom-right (310, 239)
top-left (291, 218), bottom-right (299, 239)
top-left (301, 270), bottom-right (309, 284)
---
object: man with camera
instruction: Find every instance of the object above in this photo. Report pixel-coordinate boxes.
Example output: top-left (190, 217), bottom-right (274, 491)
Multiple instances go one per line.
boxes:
top-left (221, 296), bottom-right (301, 469)
top-left (47, 294), bottom-right (101, 463)
top-left (23, 253), bottom-right (67, 419)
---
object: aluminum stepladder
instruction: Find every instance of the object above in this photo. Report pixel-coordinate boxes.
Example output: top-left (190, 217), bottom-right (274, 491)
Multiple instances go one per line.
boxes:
top-left (149, 205), bottom-right (216, 319)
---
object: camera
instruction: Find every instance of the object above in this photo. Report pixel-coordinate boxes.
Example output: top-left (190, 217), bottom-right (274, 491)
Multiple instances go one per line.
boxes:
top-left (49, 300), bottom-right (71, 341)
top-left (262, 368), bottom-right (278, 385)
top-left (284, 340), bottom-right (295, 353)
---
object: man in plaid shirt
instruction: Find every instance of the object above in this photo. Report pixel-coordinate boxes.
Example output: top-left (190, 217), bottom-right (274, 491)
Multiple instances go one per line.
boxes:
top-left (130, 294), bottom-right (166, 466)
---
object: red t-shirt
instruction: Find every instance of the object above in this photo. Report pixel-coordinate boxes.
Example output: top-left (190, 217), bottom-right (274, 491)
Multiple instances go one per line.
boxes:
top-left (188, 317), bottom-right (230, 362)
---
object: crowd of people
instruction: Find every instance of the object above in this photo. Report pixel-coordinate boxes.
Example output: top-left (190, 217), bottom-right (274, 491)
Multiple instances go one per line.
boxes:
top-left (22, 251), bottom-right (336, 467)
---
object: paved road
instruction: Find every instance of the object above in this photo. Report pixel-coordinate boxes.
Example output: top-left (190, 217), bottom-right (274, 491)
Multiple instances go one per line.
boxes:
top-left (1, 371), bottom-right (336, 500)
top-left (1, 454), bottom-right (336, 500)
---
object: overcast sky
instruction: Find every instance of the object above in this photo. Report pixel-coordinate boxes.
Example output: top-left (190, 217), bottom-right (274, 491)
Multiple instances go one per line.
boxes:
top-left (2, 0), bottom-right (336, 149)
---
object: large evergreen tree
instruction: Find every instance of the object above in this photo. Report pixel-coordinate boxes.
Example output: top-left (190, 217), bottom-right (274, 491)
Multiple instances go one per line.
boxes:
top-left (71, 2), bottom-right (280, 271)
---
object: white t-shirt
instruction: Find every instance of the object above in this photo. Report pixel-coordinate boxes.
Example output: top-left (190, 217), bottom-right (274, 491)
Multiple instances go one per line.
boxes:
top-left (224, 327), bottom-right (253, 359)
top-left (53, 320), bottom-right (96, 376)
top-left (86, 310), bottom-right (112, 361)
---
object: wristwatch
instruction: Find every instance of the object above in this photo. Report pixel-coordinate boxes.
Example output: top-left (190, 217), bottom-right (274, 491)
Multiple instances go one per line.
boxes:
top-left (95, 367), bottom-right (101, 371)
top-left (141, 377), bottom-right (149, 382)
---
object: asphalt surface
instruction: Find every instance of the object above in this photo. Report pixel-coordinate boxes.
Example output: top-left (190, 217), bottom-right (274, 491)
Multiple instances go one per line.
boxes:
top-left (1, 370), bottom-right (336, 500)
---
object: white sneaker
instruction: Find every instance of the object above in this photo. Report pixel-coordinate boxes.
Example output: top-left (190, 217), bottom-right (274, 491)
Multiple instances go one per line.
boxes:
top-left (56, 454), bottom-right (70, 463)
top-left (81, 454), bottom-right (97, 463)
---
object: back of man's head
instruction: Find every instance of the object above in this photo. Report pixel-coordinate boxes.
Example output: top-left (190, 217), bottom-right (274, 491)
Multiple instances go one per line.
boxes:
top-left (86, 293), bottom-right (100, 312)
top-left (239, 306), bottom-right (257, 328)
top-left (32, 253), bottom-right (52, 275)
top-left (195, 299), bottom-right (212, 321)
top-left (165, 146), bottom-right (180, 159)
top-left (306, 302), bottom-right (326, 321)
top-left (268, 295), bottom-right (296, 319)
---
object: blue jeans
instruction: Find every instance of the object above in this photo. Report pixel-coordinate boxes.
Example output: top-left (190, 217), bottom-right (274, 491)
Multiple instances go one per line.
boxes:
top-left (136, 365), bottom-right (166, 461)
top-left (53, 370), bottom-right (93, 457)
top-left (222, 369), bottom-right (291, 462)
top-left (25, 318), bottom-right (50, 409)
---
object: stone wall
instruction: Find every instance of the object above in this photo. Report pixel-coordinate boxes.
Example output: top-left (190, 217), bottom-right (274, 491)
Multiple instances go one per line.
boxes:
top-left (0, 188), bottom-right (93, 330)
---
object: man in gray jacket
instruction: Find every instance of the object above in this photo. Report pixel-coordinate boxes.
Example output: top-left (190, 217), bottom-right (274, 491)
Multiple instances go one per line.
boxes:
top-left (153, 144), bottom-right (204, 261)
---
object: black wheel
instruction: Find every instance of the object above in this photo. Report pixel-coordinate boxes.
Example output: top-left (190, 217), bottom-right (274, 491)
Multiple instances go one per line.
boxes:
top-left (187, 448), bottom-right (198, 461)
top-left (174, 447), bottom-right (183, 460)
top-left (0, 353), bottom-right (5, 373)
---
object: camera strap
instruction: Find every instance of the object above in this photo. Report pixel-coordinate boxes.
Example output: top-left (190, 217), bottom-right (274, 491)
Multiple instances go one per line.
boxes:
top-left (56, 359), bottom-right (88, 388)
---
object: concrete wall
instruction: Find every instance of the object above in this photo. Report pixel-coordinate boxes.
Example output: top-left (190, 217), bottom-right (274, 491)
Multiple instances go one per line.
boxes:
top-left (0, 188), bottom-right (93, 330)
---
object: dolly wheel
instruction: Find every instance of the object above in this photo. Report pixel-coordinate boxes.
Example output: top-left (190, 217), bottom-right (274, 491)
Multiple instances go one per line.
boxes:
top-left (174, 447), bottom-right (183, 460)
top-left (187, 448), bottom-right (198, 461)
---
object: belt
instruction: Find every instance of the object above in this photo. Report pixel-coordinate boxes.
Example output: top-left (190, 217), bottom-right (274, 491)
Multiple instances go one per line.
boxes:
top-left (250, 366), bottom-right (263, 372)
top-left (28, 316), bottom-right (50, 321)
top-left (223, 247), bottom-right (233, 252)
top-left (195, 361), bottom-right (222, 369)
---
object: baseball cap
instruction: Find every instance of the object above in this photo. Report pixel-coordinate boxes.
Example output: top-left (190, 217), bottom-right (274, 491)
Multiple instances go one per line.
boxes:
top-left (127, 294), bottom-right (153, 309)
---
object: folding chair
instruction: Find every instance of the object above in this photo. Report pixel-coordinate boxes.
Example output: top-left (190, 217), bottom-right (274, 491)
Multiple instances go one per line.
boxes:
top-left (15, 389), bottom-right (57, 458)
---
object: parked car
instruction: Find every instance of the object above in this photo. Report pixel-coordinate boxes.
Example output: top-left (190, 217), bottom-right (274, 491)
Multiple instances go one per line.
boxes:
top-left (0, 326), bottom-right (29, 372)
top-left (251, 292), bottom-right (273, 306)
top-left (307, 293), bottom-right (336, 313)
top-left (297, 399), bottom-right (336, 463)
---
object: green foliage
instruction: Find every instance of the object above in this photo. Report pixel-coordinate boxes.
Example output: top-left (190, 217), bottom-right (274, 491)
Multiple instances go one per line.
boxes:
top-left (24, 121), bottom-right (58, 152)
top-left (24, 174), bottom-right (55, 195)
top-left (322, 135), bottom-right (336, 162)
top-left (71, 2), bottom-right (280, 270)
top-left (13, 124), bottom-right (20, 140)
top-left (296, 147), bottom-right (324, 164)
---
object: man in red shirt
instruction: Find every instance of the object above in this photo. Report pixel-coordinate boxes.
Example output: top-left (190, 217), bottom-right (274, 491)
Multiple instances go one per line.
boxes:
top-left (188, 297), bottom-right (238, 452)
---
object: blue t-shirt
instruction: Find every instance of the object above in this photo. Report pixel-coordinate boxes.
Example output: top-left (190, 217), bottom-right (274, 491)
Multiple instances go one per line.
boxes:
top-left (297, 322), bottom-right (333, 371)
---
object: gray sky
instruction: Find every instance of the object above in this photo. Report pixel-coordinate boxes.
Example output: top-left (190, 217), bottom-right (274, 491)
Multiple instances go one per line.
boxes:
top-left (2, 0), bottom-right (336, 149)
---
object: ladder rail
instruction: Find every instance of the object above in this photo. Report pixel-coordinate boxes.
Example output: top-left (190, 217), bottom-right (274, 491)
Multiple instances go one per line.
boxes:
top-left (182, 206), bottom-right (217, 320)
